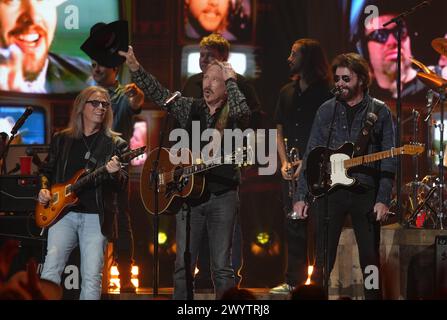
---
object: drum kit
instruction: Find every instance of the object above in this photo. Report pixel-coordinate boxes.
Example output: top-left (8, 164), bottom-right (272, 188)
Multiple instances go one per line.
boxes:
top-left (404, 37), bottom-right (447, 229)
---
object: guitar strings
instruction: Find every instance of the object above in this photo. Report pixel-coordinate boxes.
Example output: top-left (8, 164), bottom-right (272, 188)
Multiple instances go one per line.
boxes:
top-left (162, 150), bottom-right (243, 183)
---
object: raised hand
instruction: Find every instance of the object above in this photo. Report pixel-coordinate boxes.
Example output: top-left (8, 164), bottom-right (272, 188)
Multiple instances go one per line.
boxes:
top-left (118, 46), bottom-right (140, 72)
top-left (215, 60), bottom-right (237, 82)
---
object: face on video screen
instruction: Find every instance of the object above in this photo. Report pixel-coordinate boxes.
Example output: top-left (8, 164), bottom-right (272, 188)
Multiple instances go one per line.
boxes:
top-left (0, 0), bottom-right (58, 81)
top-left (183, 0), bottom-right (253, 42)
top-left (0, 0), bottom-right (119, 94)
top-left (130, 120), bottom-right (148, 166)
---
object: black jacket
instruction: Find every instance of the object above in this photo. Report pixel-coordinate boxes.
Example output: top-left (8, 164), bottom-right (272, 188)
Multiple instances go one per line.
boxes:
top-left (39, 130), bottom-right (128, 240)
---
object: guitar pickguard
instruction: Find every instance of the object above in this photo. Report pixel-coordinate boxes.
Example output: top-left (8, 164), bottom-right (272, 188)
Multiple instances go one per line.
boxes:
top-left (165, 176), bottom-right (189, 198)
top-left (329, 153), bottom-right (355, 187)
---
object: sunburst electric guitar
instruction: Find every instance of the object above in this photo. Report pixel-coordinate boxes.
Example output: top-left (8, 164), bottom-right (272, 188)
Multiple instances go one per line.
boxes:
top-left (35, 146), bottom-right (146, 228)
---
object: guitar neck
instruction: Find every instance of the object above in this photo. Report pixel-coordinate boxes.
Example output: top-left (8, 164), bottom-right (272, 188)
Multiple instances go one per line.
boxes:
top-left (183, 161), bottom-right (223, 176)
top-left (344, 147), bottom-right (404, 169)
top-left (71, 166), bottom-right (108, 192)
top-left (67, 146), bottom-right (145, 192)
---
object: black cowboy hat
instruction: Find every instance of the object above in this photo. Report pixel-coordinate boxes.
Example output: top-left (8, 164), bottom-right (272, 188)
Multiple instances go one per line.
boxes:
top-left (80, 20), bottom-right (128, 68)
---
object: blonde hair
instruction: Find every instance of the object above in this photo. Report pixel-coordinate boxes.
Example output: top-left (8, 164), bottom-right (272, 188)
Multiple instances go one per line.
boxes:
top-left (64, 86), bottom-right (117, 139)
top-left (200, 33), bottom-right (230, 61)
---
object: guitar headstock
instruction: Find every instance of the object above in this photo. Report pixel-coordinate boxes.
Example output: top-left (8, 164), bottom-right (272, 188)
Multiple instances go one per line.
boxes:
top-left (402, 143), bottom-right (425, 155)
top-left (120, 146), bottom-right (147, 163)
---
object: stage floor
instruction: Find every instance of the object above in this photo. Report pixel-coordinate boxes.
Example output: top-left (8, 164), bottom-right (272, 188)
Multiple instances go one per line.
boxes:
top-left (105, 288), bottom-right (289, 300)
top-left (103, 225), bottom-right (447, 300)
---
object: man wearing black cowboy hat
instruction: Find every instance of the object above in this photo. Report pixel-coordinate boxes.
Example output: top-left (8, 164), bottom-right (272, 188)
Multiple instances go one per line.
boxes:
top-left (81, 20), bottom-right (145, 294)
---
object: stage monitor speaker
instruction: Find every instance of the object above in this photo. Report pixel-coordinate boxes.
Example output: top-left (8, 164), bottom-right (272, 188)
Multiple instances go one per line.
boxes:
top-left (435, 235), bottom-right (447, 297)
top-left (0, 175), bottom-right (39, 212)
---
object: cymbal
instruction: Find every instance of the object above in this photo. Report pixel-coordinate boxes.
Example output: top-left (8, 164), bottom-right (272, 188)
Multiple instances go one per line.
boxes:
top-left (416, 72), bottom-right (447, 91)
top-left (411, 57), bottom-right (435, 75)
top-left (432, 38), bottom-right (447, 57)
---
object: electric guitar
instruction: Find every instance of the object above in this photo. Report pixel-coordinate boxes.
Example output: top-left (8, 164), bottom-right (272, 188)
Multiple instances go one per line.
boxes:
top-left (35, 146), bottom-right (146, 228)
top-left (140, 147), bottom-right (253, 215)
top-left (306, 143), bottom-right (424, 198)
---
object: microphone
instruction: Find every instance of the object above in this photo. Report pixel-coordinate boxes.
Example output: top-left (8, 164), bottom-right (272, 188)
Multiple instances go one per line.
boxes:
top-left (163, 91), bottom-right (181, 107)
top-left (426, 90), bottom-right (434, 108)
top-left (10, 107), bottom-right (33, 136)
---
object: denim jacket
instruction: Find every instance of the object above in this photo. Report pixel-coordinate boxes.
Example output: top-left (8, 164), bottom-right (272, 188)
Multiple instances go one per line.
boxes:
top-left (294, 94), bottom-right (396, 206)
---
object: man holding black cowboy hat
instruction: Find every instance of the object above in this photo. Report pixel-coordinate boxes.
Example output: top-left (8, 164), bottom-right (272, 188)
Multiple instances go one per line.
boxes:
top-left (81, 20), bottom-right (145, 294)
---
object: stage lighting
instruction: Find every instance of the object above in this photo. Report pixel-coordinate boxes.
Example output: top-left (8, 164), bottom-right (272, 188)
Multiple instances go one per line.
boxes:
top-left (158, 231), bottom-right (168, 245)
top-left (109, 265), bottom-right (139, 291)
top-left (256, 232), bottom-right (270, 245)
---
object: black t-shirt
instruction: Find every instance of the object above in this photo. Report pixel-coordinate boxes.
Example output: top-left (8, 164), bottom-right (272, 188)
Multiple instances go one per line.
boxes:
top-left (274, 80), bottom-right (332, 157)
top-left (343, 97), bottom-right (367, 132)
top-left (64, 132), bottom-right (101, 214)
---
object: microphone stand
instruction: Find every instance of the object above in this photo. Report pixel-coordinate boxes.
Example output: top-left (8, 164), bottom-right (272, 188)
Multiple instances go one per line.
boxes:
top-left (383, 0), bottom-right (431, 225)
top-left (149, 101), bottom-right (174, 298)
top-left (424, 93), bottom-right (438, 174)
top-left (320, 100), bottom-right (338, 296)
top-left (437, 92), bottom-right (445, 229)
top-left (0, 132), bottom-right (17, 175)
top-left (411, 109), bottom-right (420, 211)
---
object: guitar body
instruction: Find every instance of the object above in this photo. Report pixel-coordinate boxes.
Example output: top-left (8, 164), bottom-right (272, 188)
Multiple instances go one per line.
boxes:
top-left (141, 148), bottom-right (205, 215)
top-left (35, 169), bottom-right (85, 228)
top-left (307, 143), bottom-right (356, 198)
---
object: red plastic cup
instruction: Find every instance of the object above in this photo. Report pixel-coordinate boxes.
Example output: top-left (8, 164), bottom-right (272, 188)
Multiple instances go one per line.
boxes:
top-left (19, 156), bottom-right (32, 175)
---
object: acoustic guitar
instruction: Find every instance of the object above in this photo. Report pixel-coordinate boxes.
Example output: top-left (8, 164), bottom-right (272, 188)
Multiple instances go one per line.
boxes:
top-left (140, 147), bottom-right (253, 215)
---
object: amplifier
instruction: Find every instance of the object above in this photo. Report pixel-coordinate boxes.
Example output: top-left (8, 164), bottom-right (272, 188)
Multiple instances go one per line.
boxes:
top-left (0, 175), bottom-right (39, 212)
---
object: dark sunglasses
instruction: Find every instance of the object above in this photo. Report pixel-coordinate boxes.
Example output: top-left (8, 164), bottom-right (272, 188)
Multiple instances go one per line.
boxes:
top-left (334, 75), bottom-right (351, 83)
top-left (87, 100), bottom-right (110, 108)
top-left (365, 26), bottom-right (408, 44)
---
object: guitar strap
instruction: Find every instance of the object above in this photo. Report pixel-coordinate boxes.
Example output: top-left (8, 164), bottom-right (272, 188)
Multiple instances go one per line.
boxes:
top-left (353, 97), bottom-right (385, 157)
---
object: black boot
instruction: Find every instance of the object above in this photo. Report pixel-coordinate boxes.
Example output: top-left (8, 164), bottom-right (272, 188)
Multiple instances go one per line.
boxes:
top-left (118, 263), bottom-right (136, 294)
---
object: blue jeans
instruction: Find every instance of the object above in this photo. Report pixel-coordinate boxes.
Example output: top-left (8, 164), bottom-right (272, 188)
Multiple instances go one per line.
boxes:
top-left (40, 211), bottom-right (108, 300)
top-left (173, 190), bottom-right (238, 300)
